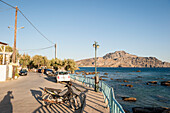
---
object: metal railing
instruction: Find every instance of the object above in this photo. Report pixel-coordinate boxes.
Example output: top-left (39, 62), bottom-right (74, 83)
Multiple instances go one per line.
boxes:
top-left (70, 74), bottom-right (125, 113)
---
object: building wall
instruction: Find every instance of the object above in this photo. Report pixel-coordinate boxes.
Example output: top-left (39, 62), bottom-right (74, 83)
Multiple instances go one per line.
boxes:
top-left (8, 65), bottom-right (13, 78)
top-left (0, 65), bottom-right (7, 81)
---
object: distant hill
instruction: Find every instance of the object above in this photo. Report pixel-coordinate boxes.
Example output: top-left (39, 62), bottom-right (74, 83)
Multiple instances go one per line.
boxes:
top-left (76, 51), bottom-right (170, 67)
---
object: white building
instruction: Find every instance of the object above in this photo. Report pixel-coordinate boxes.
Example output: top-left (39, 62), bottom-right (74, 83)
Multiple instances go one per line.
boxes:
top-left (0, 42), bottom-right (13, 81)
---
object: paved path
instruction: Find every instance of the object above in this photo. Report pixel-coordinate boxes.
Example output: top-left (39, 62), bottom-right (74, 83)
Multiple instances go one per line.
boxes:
top-left (0, 72), bottom-right (109, 113)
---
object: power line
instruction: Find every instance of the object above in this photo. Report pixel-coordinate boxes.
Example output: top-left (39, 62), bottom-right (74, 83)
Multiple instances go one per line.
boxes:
top-left (18, 9), bottom-right (55, 45)
top-left (0, 0), bottom-right (55, 45)
top-left (0, 0), bottom-right (15, 9)
top-left (18, 45), bottom-right (54, 52)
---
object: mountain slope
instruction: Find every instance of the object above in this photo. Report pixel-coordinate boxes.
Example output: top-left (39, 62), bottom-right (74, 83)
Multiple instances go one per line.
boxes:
top-left (76, 51), bottom-right (170, 67)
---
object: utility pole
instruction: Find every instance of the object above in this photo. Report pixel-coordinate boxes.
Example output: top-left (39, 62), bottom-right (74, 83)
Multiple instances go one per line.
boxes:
top-left (12, 6), bottom-right (18, 79)
top-left (55, 43), bottom-right (57, 59)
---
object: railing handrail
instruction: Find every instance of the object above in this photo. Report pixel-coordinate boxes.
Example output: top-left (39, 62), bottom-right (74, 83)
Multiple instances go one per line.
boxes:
top-left (70, 74), bottom-right (125, 113)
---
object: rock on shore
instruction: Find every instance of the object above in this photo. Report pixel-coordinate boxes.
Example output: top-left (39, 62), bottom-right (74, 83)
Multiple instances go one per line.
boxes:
top-left (76, 51), bottom-right (170, 67)
top-left (122, 97), bottom-right (137, 101)
top-left (161, 81), bottom-right (170, 86)
top-left (132, 107), bottom-right (170, 113)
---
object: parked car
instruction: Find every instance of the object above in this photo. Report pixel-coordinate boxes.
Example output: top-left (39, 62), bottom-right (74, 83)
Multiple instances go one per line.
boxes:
top-left (19, 69), bottom-right (28, 76)
top-left (44, 69), bottom-right (54, 75)
top-left (56, 71), bottom-right (70, 83)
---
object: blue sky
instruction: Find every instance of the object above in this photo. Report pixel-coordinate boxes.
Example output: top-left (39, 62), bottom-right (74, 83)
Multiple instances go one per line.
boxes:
top-left (0, 0), bottom-right (170, 62)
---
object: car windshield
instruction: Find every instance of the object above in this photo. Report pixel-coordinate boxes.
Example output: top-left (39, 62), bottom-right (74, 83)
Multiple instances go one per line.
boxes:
top-left (58, 72), bottom-right (68, 75)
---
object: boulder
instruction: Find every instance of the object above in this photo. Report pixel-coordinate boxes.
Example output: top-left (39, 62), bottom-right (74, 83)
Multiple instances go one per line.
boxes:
top-left (80, 71), bottom-right (85, 73)
top-left (89, 72), bottom-right (93, 75)
top-left (123, 80), bottom-right (128, 82)
top-left (132, 107), bottom-right (170, 113)
top-left (91, 77), bottom-right (95, 79)
top-left (161, 81), bottom-right (170, 86)
top-left (125, 84), bottom-right (133, 87)
top-left (122, 97), bottom-right (137, 101)
top-left (148, 81), bottom-right (157, 84)
top-left (76, 72), bottom-right (81, 74)
top-left (85, 72), bottom-right (89, 75)
top-left (104, 73), bottom-right (108, 75)
top-left (99, 78), bottom-right (107, 81)
top-left (136, 70), bottom-right (141, 72)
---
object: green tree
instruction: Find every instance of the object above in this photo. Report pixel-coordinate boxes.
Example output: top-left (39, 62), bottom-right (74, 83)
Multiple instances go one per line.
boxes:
top-left (1, 45), bottom-right (21, 62)
top-left (0, 45), bottom-right (21, 64)
top-left (0, 46), bottom-right (13, 64)
top-left (62, 59), bottom-right (68, 67)
top-left (65, 59), bottom-right (77, 73)
top-left (19, 54), bottom-right (31, 68)
top-left (0, 45), bottom-right (13, 52)
top-left (50, 58), bottom-right (63, 70)
top-left (32, 55), bottom-right (43, 68)
top-left (50, 58), bottom-right (78, 73)
top-left (41, 56), bottom-right (49, 67)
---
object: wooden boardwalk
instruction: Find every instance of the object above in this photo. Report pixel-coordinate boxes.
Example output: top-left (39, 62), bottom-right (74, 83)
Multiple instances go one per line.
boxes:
top-left (71, 80), bottom-right (110, 113)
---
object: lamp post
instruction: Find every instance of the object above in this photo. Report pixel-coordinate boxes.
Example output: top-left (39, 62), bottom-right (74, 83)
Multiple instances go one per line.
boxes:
top-left (8, 26), bottom-right (24, 63)
top-left (93, 41), bottom-right (99, 92)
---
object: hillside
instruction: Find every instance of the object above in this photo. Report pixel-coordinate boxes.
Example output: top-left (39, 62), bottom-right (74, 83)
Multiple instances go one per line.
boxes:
top-left (76, 51), bottom-right (170, 67)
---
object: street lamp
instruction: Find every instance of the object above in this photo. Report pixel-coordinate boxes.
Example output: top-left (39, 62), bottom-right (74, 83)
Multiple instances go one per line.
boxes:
top-left (8, 25), bottom-right (24, 79)
top-left (93, 41), bottom-right (99, 92)
top-left (8, 26), bottom-right (24, 30)
top-left (8, 26), bottom-right (24, 63)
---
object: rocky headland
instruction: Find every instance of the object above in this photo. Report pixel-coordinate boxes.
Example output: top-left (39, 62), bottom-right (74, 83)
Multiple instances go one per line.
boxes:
top-left (76, 51), bottom-right (170, 67)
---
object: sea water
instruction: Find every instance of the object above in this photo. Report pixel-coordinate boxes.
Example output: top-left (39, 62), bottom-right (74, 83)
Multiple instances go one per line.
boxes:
top-left (75, 67), bottom-right (170, 112)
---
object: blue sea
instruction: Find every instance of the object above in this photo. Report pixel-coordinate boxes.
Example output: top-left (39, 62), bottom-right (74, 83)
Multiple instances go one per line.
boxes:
top-left (75, 67), bottom-right (170, 112)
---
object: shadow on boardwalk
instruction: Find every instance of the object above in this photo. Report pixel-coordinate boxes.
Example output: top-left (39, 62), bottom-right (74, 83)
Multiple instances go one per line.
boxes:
top-left (31, 89), bottom-right (86, 113)
top-left (71, 81), bottom-right (108, 113)
top-left (31, 77), bottom-right (108, 113)
top-left (0, 91), bottom-right (14, 113)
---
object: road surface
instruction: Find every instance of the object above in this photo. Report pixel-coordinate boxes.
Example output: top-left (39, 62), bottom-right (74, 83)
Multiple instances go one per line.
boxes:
top-left (0, 72), bottom-right (109, 113)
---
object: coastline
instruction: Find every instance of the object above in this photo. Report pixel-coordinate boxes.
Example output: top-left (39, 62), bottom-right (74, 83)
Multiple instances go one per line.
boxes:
top-left (75, 67), bottom-right (170, 112)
